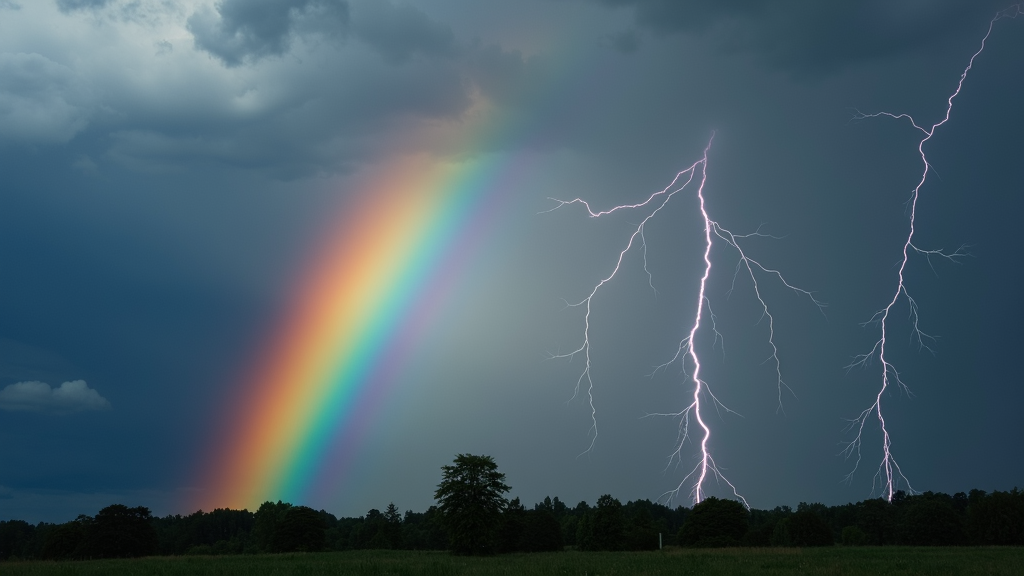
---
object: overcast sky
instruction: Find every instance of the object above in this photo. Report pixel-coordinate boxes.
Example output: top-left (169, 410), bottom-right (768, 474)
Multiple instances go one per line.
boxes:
top-left (2, 0), bottom-right (1022, 524)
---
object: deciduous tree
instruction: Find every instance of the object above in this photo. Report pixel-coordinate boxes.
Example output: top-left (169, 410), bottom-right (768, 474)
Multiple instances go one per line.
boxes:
top-left (434, 453), bottom-right (510, 555)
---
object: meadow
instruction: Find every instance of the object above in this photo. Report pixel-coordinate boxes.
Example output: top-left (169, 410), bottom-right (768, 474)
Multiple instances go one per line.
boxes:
top-left (4, 547), bottom-right (1024, 576)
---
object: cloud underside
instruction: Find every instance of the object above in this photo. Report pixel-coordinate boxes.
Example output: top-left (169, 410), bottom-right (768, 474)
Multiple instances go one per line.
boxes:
top-left (0, 0), bottom-right (1009, 178)
top-left (595, 0), bottom-right (1011, 72)
top-left (0, 380), bottom-right (111, 414)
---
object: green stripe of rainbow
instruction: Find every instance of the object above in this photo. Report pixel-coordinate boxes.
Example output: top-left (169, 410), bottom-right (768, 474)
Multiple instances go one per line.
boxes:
top-left (198, 143), bottom-right (514, 510)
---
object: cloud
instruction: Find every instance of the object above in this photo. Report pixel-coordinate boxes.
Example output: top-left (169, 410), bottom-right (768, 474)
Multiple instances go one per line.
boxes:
top-left (600, 29), bottom-right (642, 54)
top-left (589, 0), bottom-right (1011, 73)
top-left (0, 52), bottom-right (92, 144)
top-left (350, 0), bottom-right (457, 64)
top-left (55, 0), bottom-right (110, 12)
top-left (188, 0), bottom-right (349, 67)
top-left (0, 485), bottom-right (13, 499)
top-left (0, 2), bottom-right (547, 177)
top-left (594, 0), bottom-right (764, 34)
top-left (0, 380), bottom-right (111, 414)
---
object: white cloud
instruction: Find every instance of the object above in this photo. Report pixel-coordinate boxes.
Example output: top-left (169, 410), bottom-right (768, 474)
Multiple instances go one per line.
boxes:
top-left (0, 380), bottom-right (111, 414)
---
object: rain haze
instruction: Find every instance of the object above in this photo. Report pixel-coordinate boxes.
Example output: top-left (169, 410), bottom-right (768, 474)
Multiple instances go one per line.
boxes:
top-left (1, 0), bottom-right (1022, 523)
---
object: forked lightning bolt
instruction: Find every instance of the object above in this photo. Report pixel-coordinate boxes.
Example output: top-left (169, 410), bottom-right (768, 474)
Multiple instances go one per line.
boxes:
top-left (549, 135), bottom-right (822, 505)
top-left (843, 4), bottom-right (1022, 501)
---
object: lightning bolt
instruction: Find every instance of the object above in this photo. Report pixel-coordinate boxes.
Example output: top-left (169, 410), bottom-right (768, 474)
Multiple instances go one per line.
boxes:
top-left (549, 135), bottom-right (822, 506)
top-left (843, 4), bottom-right (1023, 501)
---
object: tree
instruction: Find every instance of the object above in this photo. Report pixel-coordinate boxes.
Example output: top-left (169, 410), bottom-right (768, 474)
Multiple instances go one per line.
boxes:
top-left (251, 501), bottom-right (291, 552)
top-left (434, 453), bottom-right (510, 555)
top-left (678, 497), bottom-right (748, 548)
top-left (382, 503), bottom-right (403, 549)
top-left (77, 505), bottom-right (158, 558)
top-left (782, 510), bottom-right (834, 547)
top-left (898, 496), bottom-right (963, 546)
top-left (40, 520), bottom-right (85, 559)
top-left (522, 509), bottom-right (563, 552)
top-left (587, 495), bottom-right (625, 551)
top-left (496, 497), bottom-right (526, 553)
top-left (967, 489), bottom-right (1024, 545)
top-left (623, 500), bottom-right (659, 551)
top-left (0, 520), bottom-right (36, 560)
top-left (273, 506), bottom-right (327, 552)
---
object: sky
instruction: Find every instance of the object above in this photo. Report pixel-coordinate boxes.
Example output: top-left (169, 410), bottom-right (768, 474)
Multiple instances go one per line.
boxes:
top-left (1, 0), bottom-right (1022, 524)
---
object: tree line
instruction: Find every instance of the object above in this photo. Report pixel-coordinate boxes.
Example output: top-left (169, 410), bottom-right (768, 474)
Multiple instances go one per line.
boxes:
top-left (1, 454), bottom-right (1022, 560)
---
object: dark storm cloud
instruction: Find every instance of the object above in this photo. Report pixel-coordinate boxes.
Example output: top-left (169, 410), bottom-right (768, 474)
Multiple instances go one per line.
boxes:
top-left (466, 42), bottom-right (530, 105)
top-left (0, 380), bottom-right (111, 414)
top-left (591, 0), bottom-right (1012, 72)
top-left (351, 1), bottom-right (457, 64)
top-left (600, 29), bottom-right (642, 54)
top-left (595, 0), bottom-right (763, 33)
top-left (0, 52), bottom-right (91, 144)
top-left (0, 1), bottom-right (540, 180)
top-left (188, 0), bottom-right (350, 67)
top-left (55, 0), bottom-right (110, 12)
top-left (0, 2), bottom-right (554, 181)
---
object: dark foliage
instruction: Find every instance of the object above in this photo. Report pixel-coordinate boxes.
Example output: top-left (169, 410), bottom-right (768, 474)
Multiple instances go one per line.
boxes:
top-left (522, 509), bottom-right (563, 552)
top-left (678, 497), bottom-right (748, 548)
top-left (775, 509), bottom-right (834, 547)
top-left (898, 493), bottom-right (964, 545)
top-left (272, 506), bottom-right (326, 552)
top-left (496, 498), bottom-right (526, 553)
top-left (966, 489), bottom-right (1024, 545)
top-left (40, 520), bottom-right (85, 559)
top-left (854, 497), bottom-right (894, 545)
top-left (4, 472), bottom-right (1024, 560)
top-left (251, 501), bottom-right (291, 552)
top-left (153, 507), bottom-right (255, 555)
top-left (74, 505), bottom-right (158, 558)
top-left (841, 525), bottom-right (868, 545)
top-left (622, 500), bottom-right (660, 551)
top-left (582, 495), bottom-right (625, 551)
top-left (434, 453), bottom-right (510, 555)
top-left (0, 520), bottom-right (37, 560)
top-left (745, 506), bottom-right (790, 546)
top-left (399, 507), bottom-right (447, 550)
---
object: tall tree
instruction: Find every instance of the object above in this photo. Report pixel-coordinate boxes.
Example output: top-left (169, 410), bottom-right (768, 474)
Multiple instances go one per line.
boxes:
top-left (78, 505), bottom-right (158, 558)
top-left (678, 497), bottom-right (748, 548)
top-left (382, 503), bottom-right (403, 549)
top-left (434, 453), bottom-right (510, 555)
top-left (273, 506), bottom-right (327, 552)
top-left (588, 495), bottom-right (625, 551)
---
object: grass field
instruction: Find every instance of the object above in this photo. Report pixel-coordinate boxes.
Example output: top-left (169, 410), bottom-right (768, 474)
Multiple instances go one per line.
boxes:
top-left (4, 547), bottom-right (1023, 576)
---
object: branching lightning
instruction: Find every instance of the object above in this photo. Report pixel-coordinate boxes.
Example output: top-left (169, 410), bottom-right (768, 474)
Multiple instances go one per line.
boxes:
top-left (549, 135), bottom-right (822, 505)
top-left (843, 4), bottom-right (1023, 501)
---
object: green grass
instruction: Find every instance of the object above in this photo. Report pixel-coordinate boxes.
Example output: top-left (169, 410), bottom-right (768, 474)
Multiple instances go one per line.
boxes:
top-left (4, 547), bottom-right (1023, 576)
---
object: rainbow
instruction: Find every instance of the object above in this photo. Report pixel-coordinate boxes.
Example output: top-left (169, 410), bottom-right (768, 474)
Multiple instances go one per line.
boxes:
top-left (197, 118), bottom-right (524, 511)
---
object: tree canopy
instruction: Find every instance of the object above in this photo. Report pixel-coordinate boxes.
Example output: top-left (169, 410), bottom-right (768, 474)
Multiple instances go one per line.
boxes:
top-left (434, 453), bottom-right (510, 555)
top-left (678, 496), bottom-right (749, 548)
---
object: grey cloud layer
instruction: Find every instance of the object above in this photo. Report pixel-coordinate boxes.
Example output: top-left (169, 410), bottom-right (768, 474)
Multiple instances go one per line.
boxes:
top-left (0, 1), bottom-right (532, 178)
top-left (0, 380), bottom-right (111, 414)
top-left (188, 0), bottom-right (350, 67)
top-left (593, 0), bottom-right (1011, 72)
top-left (0, 53), bottom-right (91, 144)
top-left (352, 1), bottom-right (457, 64)
top-left (55, 0), bottom-right (110, 12)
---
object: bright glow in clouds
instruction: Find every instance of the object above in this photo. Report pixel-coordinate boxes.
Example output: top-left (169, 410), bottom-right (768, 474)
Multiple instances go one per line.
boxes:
top-left (843, 4), bottom-right (1023, 502)
top-left (550, 135), bottom-right (822, 506)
